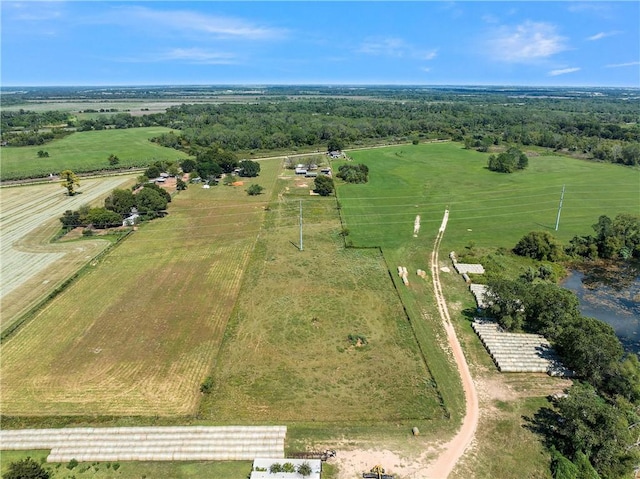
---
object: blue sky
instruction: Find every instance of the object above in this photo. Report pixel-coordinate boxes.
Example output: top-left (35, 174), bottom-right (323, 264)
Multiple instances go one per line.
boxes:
top-left (2, 1), bottom-right (639, 87)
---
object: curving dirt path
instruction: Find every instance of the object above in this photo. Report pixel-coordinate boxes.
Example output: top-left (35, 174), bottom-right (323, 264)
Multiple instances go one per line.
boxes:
top-left (424, 209), bottom-right (479, 478)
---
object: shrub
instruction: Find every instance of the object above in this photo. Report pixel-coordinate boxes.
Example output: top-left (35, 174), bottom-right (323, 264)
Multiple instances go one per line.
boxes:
top-left (269, 463), bottom-right (283, 473)
top-left (4, 457), bottom-right (50, 479)
top-left (247, 184), bottom-right (264, 196)
top-left (298, 462), bottom-right (313, 477)
top-left (282, 462), bottom-right (296, 473)
top-left (200, 376), bottom-right (214, 394)
top-left (67, 459), bottom-right (78, 470)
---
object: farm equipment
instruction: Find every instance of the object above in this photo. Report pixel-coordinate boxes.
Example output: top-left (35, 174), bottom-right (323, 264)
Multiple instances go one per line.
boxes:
top-left (363, 464), bottom-right (394, 479)
top-left (289, 449), bottom-right (336, 461)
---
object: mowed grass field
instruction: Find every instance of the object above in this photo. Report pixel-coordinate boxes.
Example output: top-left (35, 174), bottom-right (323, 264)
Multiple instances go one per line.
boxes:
top-left (0, 175), bottom-right (139, 333)
top-left (0, 161), bottom-right (280, 416)
top-left (198, 175), bottom-right (447, 427)
top-left (1, 127), bottom-right (190, 180)
top-left (336, 141), bottom-right (637, 477)
top-left (341, 142), bottom-right (640, 253)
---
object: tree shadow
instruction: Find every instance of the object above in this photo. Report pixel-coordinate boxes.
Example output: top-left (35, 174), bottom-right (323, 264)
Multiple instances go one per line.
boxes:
top-left (522, 405), bottom-right (560, 450)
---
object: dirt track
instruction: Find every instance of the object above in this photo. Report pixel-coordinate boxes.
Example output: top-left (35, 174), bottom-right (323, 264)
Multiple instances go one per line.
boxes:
top-left (333, 209), bottom-right (478, 479)
top-left (424, 209), bottom-right (479, 478)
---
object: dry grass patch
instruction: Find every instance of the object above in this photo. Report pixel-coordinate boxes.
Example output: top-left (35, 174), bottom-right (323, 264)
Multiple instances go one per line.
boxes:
top-left (0, 162), bottom-right (281, 416)
top-left (0, 176), bottom-right (138, 332)
top-left (199, 182), bottom-right (442, 424)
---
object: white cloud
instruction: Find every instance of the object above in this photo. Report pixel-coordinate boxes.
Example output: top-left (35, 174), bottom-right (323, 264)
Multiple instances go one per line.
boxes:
top-left (357, 37), bottom-right (437, 61)
top-left (420, 67), bottom-right (431, 73)
top-left (109, 6), bottom-right (286, 40)
top-left (549, 67), bottom-right (581, 76)
top-left (162, 48), bottom-right (237, 65)
top-left (488, 21), bottom-right (568, 63)
top-left (605, 61), bottom-right (640, 68)
top-left (587, 31), bottom-right (621, 41)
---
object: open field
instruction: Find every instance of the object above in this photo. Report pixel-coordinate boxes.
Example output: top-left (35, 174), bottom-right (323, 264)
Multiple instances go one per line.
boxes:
top-left (0, 161), bottom-right (280, 416)
top-left (0, 450), bottom-right (253, 479)
top-left (2, 141), bottom-right (635, 477)
top-left (341, 142), bottom-right (640, 253)
top-left (0, 127), bottom-right (190, 180)
top-left (0, 175), bottom-right (138, 333)
top-left (198, 177), bottom-right (447, 427)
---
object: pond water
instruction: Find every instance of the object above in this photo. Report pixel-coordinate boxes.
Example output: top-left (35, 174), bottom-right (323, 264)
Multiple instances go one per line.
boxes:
top-left (562, 266), bottom-right (640, 354)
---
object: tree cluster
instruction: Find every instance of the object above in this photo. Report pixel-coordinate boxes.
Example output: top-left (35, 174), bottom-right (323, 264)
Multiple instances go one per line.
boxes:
top-left (567, 214), bottom-right (640, 260)
top-left (238, 159), bottom-right (260, 177)
top-left (487, 147), bottom-right (529, 173)
top-left (60, 184), bottom-right (171, 231)
top-left (514, 231), bottom-right (563, 261)
top-left (484, 228), bottom-right (640, 477)
top-left (193, 147), bottom-right (239, 182)
top-left (314, 175), bottom-right (335, 196)
top-left (336, 163), bottom-right (369, 183)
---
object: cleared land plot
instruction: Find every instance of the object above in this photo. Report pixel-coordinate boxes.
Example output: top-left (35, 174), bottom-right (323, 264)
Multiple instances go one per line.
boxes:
top-left (1, 127), bottom-right (190, 180)
top-left (342, 143), bottom-right (640, 253)
top-left (199, 182), bottom-right (443, 424)
top-left (0, 161), bottom-right (280, 416)
top-left (0, 176), bottom-right (137, 332)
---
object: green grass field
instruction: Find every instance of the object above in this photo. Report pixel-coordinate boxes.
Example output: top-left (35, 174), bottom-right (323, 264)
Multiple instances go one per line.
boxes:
top-left (0, 450), bottom-right (253, 479)
top-left (0, 127), bottom-right (190, 180)
top-left (340, 142), bottom-right (640, 253)
top-left (198, 175), bottom-right (448, 427)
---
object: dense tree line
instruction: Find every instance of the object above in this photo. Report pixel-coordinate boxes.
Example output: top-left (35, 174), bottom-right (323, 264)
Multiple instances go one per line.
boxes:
top-left (1, 109), bottom-right (71, 130)
top-left (567, 214), bottom-right (640, 260)
top-left (483, 222), bottom-right (640, 478)
top-left (4, 89), bottom-right (639, 167)
top-left (146, 98), bottom-right (639, 166)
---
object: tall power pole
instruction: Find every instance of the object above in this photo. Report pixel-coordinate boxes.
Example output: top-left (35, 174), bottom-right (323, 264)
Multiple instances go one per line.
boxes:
top-left (555, 185), bottom-right (565, 231)
top-left (299, 199), bottom-right (303, 251)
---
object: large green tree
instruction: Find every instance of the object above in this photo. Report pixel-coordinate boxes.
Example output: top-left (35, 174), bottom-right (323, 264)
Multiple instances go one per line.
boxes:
top-left (557, 317), bottom-right (623, 388)
top-left (60, 170), bottom-right (80, 196)
top-left (550, 383), bottom-right (638, 479)
top-left (86, 207), bottom-right (123, 229)
top-left (104, 188), bottom-right (136, 217)
top-left (314, 175), bottom-right (334, 196)
top-left (238, 159), bottom-right (260, 177)
top-left (514, 231), bottom-right (563, 261)
top-left (136, 187), bottom-right (168, 217)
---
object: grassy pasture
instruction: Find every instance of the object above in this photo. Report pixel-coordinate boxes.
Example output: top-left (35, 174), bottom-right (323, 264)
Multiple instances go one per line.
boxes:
top-left (0, 127), bottom-right (190, 180)
top-left (340, 142), bottom-right (640, 253)
top-left (0, 162), bottom-right (280, 416)
top-left (198, 177), bottom-right (446, 428)
top-left (0, 450), bottom-right (253, 479)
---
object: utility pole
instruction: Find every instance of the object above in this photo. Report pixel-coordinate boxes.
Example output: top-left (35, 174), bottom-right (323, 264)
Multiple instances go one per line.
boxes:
top-left (299, 199), bottom-right (303, 251)
top-left (555, 185), bottom-right (565, 231)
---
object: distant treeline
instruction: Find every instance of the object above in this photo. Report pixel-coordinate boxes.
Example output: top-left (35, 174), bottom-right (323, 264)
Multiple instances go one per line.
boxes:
top-left (3, 88), bottom-right (639, 165)
top-left (149, 99), bottom-right (640, 165)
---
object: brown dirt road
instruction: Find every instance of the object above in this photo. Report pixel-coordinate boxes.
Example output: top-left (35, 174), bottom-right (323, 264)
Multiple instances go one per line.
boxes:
top-left (333, 209), bottom-right (479, 479)
top-left (424, 209), bottom-right (479, 478)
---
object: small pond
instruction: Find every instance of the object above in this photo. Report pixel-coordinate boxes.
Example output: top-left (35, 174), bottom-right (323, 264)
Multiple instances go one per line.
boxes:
top-left (561, 263), bottom-right (640, 354)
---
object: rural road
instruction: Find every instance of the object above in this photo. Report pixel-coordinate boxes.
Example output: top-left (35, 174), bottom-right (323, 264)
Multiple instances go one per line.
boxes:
top-left (424, 209), bottom-right (479, 478)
